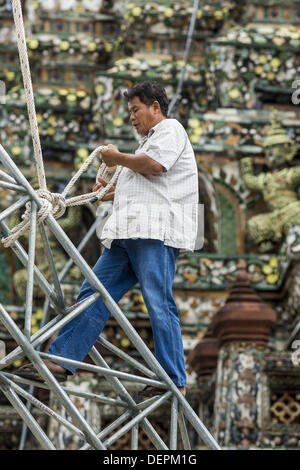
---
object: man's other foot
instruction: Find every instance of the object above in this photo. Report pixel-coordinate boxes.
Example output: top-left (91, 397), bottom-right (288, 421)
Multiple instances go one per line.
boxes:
top-left (15, 361), bottom-right (68, 382)
top-left (138, 385), bottom-right (186, 398)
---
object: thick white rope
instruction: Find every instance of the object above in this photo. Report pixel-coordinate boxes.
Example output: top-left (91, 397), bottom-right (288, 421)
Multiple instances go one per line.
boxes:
top-left (11, 0), bottom-right (47, 192)
top-left (1, 144), bottom-right (122, 248)
top-left (2, 1), bottom-right (121, 248)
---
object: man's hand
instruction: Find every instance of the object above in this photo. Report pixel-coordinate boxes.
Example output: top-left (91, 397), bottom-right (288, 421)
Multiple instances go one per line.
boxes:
top-left (92, 177), bottom-right (115, 201)
top-left (101, 143), bottom-right (165, 174)
top-left (101, 144), bottom-right (120, 167)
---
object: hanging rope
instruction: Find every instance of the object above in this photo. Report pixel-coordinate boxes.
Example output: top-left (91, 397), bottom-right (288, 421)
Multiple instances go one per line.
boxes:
top-left (2, 0), bottom-right (121, 248)
top-left (11, 0), bottom-right (47, 191)
top-left (168, 0), bottom-right (200, 116)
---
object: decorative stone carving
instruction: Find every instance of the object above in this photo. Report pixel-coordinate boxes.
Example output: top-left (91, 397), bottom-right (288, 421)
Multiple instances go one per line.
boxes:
top-left (212, 260), bottom-right (277, 347)
top-left (240, 109), bottom-right (299, 253)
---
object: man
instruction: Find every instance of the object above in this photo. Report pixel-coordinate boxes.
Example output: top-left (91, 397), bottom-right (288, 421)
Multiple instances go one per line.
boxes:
top-left (16, 81), bottom-right (199, 397)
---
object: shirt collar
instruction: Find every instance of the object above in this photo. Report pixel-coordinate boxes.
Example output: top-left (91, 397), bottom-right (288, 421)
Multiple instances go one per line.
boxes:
top-left (139, 119), bottom-right (166, 144)
top-left (148, 119), bottom-right (166, 136)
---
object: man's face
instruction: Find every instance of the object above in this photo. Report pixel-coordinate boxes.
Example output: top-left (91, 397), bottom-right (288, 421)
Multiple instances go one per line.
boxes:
top-left (128, 96), bottom-right (159, 136)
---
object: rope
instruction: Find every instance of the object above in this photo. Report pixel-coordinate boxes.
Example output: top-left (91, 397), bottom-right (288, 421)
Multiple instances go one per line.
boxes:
top-left (1, 144), bottom-right (121, 248)
top-left (11, 0), bottom-right (47, 191)
top-left (168, 0), bottom-right (199, 116)
top-left (2, 1), bottom-right (121, 248)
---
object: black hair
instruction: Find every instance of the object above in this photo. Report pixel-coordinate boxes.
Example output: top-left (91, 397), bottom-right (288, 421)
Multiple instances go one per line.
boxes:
top-left (123, 81), bottom-right (169, 117)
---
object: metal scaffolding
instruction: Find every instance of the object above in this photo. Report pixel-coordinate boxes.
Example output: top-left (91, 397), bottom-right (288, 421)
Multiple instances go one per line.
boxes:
top-left (0, 0), bottom-right (221, 451)
top-left (0, 143), bottom-right (221, 450)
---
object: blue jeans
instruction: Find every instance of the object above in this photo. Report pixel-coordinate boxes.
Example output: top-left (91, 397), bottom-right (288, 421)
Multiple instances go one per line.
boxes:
top-left (48, 239), bottom-right (187, 387)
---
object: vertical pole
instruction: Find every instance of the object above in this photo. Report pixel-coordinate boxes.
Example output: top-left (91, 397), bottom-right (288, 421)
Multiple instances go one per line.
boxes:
top-left (38, 222), bottom-right (65, 310)
top-left (178, 406), bottom-right (191, 450)
top-left (170, 396), bottom-right (178, 450)
top-left (131, 424), bottom-right (139, 450)
top-left (24, 201), bottom-right (37, 339)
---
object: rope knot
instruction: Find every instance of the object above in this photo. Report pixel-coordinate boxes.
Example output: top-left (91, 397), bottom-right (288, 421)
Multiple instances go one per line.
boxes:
top-left (1, 190), bottom-right (67, 248)
top-left (36, 190), bottom-right (66, 221)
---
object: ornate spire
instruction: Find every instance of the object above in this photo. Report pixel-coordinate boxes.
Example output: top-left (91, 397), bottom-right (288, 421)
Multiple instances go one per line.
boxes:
top-left (188, 324), bottom-right (219, 378)
top-left (211, 259), bottom-right (277, 347)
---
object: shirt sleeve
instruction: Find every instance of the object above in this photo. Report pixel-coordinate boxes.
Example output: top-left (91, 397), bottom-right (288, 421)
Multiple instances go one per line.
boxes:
top-left (144, 121), bottom-right (187, 172)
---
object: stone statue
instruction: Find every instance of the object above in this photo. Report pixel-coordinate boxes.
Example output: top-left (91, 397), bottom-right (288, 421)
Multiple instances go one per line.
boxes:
top-left (240, 110), bottom-right (299, 253)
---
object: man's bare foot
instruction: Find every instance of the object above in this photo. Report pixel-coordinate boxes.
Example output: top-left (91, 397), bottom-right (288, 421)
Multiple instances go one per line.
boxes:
top-left (15, 360), bottom-right (68, 382)
top-left (138, 385), bottom-right (187, 398)
top-left (43, 360), bottom-right (66, 374)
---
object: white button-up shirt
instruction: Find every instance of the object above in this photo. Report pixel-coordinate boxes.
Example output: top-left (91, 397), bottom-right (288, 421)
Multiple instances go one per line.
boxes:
top-left (100, 118), bottom-right (199, 252)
